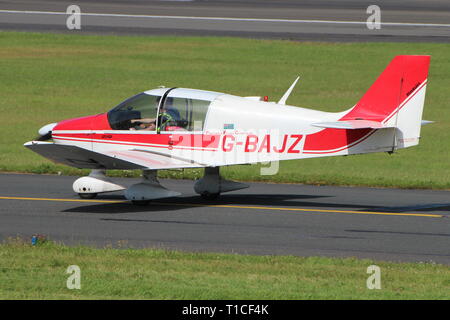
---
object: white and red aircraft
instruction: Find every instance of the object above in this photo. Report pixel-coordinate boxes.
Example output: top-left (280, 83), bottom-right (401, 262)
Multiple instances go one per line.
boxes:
top-left (25, 55), bottom-right (430, 204)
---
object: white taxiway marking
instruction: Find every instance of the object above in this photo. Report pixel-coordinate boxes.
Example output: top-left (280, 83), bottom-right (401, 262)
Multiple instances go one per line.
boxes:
top-left (0, 10), bottom-right (449, 28)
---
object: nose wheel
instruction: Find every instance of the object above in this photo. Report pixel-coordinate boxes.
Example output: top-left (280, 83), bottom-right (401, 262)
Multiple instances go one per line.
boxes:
top-left (78, 192), bottom-right (98, 199)
top-left (131, 200), bottom-right (151, 206)
top-left (73, 169), bottom-right (125, 200)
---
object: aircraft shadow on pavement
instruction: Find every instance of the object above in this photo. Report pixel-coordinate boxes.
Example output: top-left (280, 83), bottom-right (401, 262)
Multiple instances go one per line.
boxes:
top-left (59, 192), bottom-right (422, 215)
top-left (63, 193), bottom-right (334, 214)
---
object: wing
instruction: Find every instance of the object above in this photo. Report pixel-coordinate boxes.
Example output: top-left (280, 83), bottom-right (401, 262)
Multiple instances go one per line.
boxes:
top-left (24, 141), bottom-right (206, 170)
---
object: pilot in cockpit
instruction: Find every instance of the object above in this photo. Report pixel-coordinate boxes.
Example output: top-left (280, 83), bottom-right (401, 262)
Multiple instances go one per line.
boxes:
top-left (158, 98), bottom-right (183, 132)
top-left (130, 97), bottom-right (186, 132)
top-left (129, 120), bottom-right (156, 131)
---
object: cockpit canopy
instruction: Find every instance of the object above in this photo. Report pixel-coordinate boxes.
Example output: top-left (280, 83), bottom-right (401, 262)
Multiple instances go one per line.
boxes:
top-left (107, 93), bottom-right (157, 130)
top-left (107, 88), bottom-right (222, 132)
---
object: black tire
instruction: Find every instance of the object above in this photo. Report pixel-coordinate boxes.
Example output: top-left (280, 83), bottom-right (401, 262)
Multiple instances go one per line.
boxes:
top-left (131, 200), bottom-right (151, 206)
top-left (200, 192), bottom-right (220, 200)
top-left (78, 193), bottom-right (98, 199)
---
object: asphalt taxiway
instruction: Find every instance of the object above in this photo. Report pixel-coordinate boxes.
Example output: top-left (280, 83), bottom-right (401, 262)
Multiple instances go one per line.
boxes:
top-left (0, 0), bottom-right (449, 42)
top-left (1, 173), bottom-right (449, 264)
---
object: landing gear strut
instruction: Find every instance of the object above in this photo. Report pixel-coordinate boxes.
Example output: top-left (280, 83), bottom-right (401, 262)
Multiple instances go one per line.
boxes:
top-left (194, 167), bottom-right (249, 200)
top-left (125, 170), bottom-right (180, 205)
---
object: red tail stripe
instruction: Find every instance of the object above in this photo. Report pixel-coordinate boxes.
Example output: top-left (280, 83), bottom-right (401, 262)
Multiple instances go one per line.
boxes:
top-left (304, 55), bottom-right (429, 153)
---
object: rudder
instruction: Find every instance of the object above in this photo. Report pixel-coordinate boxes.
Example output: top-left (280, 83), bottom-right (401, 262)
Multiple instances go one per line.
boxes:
top-left (342, 55), bottom-right (430, 149)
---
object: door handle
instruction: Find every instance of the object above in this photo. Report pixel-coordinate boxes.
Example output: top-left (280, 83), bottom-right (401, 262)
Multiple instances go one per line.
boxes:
top-left (168, 135), bottom-right (183, 146)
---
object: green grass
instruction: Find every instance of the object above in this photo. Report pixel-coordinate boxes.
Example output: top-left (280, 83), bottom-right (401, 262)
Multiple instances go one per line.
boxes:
top-left (1, 31), bottom-right (449, 188)
top-left (0, 238), bottom-right (448, 299)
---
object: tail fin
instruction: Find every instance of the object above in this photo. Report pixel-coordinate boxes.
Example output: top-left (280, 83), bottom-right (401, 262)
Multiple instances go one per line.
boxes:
top-left (342, 55), bottom-right (430, 148)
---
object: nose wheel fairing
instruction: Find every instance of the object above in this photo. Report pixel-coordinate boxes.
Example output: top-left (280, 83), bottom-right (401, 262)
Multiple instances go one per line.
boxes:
top-left (74, 169), bottom-right (180, 202)
top-left (73, 169), bottom-right (125, 198)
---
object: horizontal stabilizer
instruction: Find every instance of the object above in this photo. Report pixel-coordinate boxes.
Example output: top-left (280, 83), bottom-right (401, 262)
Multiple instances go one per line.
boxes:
top-left (311, 120), bottom-right (394, 130)
top-left (421, 120), bottom-right (434, 125)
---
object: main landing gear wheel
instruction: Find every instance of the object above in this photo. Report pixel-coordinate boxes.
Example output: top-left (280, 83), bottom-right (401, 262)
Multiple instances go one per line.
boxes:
top-left (131, 200), bottom-right (151, 206)
top-left (78, 193), bottom-right (98, 199)
top-left (200, 192), bottom-right (220, 200)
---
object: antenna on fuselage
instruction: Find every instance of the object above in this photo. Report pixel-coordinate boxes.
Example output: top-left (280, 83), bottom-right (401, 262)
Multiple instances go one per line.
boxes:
top-left (278, 76), bottom-right (300, 105)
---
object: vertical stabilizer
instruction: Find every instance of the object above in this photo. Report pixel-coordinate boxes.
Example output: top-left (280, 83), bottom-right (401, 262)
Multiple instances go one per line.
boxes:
top-left (342, 55), bottom-right (430, 149)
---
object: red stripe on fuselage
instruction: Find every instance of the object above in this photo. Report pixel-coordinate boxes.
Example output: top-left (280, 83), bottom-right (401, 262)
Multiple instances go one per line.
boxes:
top-left (53, 133), bottom-right (220, 149)
top-left (93, 133), bottom-right (220, 149)
top-left (53, 134), bottom-right (219, 152)
top-left (303, 128), bottom-right (373, 153)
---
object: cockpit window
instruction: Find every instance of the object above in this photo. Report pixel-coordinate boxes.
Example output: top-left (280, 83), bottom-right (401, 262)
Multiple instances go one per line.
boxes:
top-left (158, 97), bottom-right (210, 132)
top-left (107, 93), bottom-right (160, 131)
top-left (107, 92), bottom-right (211, 132)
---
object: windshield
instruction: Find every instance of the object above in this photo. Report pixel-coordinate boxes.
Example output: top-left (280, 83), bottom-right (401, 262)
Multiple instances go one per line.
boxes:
top-left (107, 93), bottom-right (160, 130)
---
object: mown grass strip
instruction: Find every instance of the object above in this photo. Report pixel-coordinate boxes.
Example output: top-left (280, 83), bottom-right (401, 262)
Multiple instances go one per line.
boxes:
top-left (0, 239), bottom-right (449, 299)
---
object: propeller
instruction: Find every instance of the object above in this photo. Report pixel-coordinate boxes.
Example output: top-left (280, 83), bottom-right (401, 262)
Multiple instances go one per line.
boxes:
top-left (35, 123), bottom-right (57, 141)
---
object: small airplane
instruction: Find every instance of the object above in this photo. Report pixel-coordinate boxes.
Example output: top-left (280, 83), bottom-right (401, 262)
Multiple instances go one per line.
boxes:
top-left (25, 55), bottom-right (431, 204)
